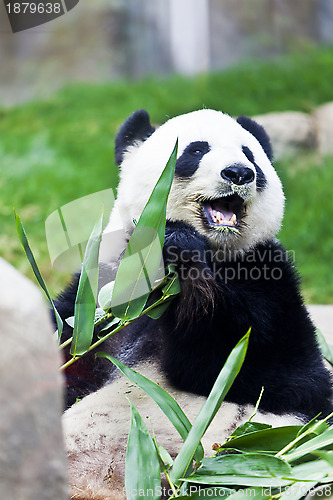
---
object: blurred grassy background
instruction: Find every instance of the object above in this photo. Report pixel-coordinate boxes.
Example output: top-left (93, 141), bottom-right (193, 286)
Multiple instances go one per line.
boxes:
top-left (0, 46), bottom-right (332, 302)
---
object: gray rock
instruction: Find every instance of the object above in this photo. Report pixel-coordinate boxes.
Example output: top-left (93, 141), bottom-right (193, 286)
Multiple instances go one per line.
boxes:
top-left (253, 111), bottom-right (316, 159)
top-left (308, 304), bottom-right (333, 345)
top-left (313, 102), bottom-right (333, 155)
top-left (0, 258), bottom-right (67, 500)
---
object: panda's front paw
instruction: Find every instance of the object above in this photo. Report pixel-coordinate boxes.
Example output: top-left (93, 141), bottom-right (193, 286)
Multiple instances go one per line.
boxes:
top-left (163, 220), bottom-right (211, 267)
top-left (162, 221), bottom-right (219, 321)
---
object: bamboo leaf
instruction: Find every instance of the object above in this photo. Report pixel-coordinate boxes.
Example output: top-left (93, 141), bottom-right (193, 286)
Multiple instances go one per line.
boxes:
top-left (96, 353), bottom-right (204, 463)
top-left (230, 421), bottom-right (272, 439)
top-left (220, 426), bottom-right (302, 454)
top-left (125, 401), bottom-right (161, 500)
top-left (291, 457), bottom-right (333, 478)
top-left (169, 330), bottom-right (250, 486)
top-left (296, 414), bottom-right (328, 438)
top-left (192, 453), bottom-right (291, 478)
top-left (316, 328), bottom-right (333, 366)
top-left (70, 212), bottom-right (103, 356)
top-left (98, 316), bottom-right (121, 334)
top-left (146, 272), bottom-right (181, 319)
top-left (94, 307), bottom-right (107, 323)
top-left (146, 300), bottom-right (172, 319)
top-left (312, 450), bottom-right (333, 465)
top-left (111, 141), bottom-right (178, 321)
top-left (152, 441), bottom-right (173, 472)
top-left (278, 481), bottom-right (319, 500)
top-left (227, 487), bottom-right (271, 499)
top-left (277, 458), bottom-right (332, 498)
top-left (162, 273), bottom-right (181, 297)
top-left (283, 426), bottom-right (333, 462)
top-left (15, 210), bottom-right (63, 337)
top-left (98, 280), bottom-right (115, 311)
top-left (176, 487), bottom-right (234, 499)
top-left (65, 316), bottom-right (74, 328)
top-left (186, 475), bottom-right (294, 488)
top-left (157, 445), bottom-right (173, 468)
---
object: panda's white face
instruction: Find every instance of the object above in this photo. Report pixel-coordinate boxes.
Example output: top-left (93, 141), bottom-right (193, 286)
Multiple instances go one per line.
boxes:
top-left (101, 109), bottom-right (284, 260)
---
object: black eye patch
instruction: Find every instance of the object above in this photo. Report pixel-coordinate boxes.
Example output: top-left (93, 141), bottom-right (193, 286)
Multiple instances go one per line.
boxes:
top-left (175, 141), bottom-right (210, 177)
top-left (242, 146), bottom-right (267, 192)
top-left (242, 146), bottom-right (255, 164)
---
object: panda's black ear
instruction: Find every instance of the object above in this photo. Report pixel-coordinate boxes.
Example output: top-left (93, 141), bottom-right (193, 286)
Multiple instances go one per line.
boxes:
top-left (115, 109), bottom-right (155, 165)
top-left (237, 115), bottom-right (273, 162)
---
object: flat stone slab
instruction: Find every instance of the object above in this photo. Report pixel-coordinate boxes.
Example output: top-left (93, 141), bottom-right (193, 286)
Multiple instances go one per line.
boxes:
top-left (308, 304), bottom-right (333, 345)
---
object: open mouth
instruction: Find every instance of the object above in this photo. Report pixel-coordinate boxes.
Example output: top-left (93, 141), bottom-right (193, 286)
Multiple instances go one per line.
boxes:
top-left (202, 193), bottom-right (245, 229)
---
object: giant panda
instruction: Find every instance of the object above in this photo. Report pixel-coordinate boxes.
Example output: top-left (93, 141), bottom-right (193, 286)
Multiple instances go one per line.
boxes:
top-left (57, 109), bottom-right (333, 499)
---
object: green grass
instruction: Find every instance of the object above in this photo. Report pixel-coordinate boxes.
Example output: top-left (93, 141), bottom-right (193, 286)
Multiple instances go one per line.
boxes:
top-left (277, 154), bottom-right (333, 304)
top-left (1, 46), bottom-right (333, 300)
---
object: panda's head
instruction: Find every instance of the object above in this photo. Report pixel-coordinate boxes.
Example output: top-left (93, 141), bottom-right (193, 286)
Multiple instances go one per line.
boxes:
top-left (105, 109), bottom-right (284, 256)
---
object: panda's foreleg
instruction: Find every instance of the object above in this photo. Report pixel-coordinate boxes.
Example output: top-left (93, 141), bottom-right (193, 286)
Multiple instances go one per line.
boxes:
top-left (163, 219), bottom-right (220, 317)
top-left (164, 220), bottom-right (212, 264)
top-left (160, 220), bottom-right (228, 390)
top-left (163, 219), bottom-right (216, 294)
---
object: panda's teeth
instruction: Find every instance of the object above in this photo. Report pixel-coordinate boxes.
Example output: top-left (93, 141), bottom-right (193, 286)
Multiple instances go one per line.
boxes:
top-left (220, 213), bottom-right (237, 227)
top-left (215, 210), bottom-right (223, 224)
top-left (205, 204), bottom-right (238, 227)
top-left (212, 209), bottom-right (237, 226)
top-left (212, 209), bottom-right (220, 223)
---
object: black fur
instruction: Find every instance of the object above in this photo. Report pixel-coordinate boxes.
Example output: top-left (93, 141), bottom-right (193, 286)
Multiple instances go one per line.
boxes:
top-left (175, 141), bottom-right (210, 177)
top-left (56, 220), bottom-right (333, 419)
top-left (242, 145), bottom-right (267, 191)
top-left (161, 223), bottom-right (332, 419)
top-left (238, 116), bottom-right (273, 162)
top-left (115, 109), bottom-right (155, 165)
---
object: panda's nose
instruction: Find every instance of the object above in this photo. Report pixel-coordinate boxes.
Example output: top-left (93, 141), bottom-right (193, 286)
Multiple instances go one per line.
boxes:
top-left (221, 164), bottom-right (255, 185)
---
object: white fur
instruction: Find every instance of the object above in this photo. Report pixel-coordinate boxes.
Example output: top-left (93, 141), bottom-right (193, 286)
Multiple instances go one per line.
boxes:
top-left (100, 109), bottom-right (284, 262)
top-left (63, 362), bottom-right (301, 500)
